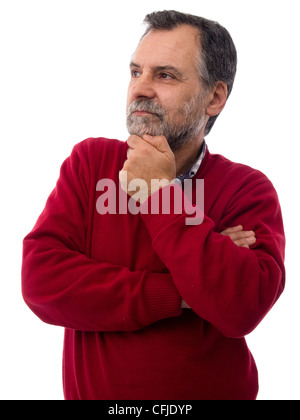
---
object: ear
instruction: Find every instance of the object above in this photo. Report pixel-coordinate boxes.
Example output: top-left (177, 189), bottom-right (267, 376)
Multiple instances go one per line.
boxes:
top-left (206, 81), bottom-right (228, 117)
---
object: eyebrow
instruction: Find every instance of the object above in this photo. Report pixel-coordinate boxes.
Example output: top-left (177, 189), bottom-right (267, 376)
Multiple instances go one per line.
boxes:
top-left (130, 61), bottom-right (185, 80)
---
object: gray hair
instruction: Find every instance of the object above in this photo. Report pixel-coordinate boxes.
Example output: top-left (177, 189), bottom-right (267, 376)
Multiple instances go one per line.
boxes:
top-left (142, 10), bottom-right (237, 136)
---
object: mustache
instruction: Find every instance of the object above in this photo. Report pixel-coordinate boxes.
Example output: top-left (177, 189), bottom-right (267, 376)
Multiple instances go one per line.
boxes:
top-left (127, 100), bottom-right (165, 120)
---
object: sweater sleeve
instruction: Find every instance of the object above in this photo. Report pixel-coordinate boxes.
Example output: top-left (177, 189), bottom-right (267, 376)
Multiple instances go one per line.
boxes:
top-left (22, 142), bottom-right (182, 332)
top-left (140, 174), bottom-right (285, 338)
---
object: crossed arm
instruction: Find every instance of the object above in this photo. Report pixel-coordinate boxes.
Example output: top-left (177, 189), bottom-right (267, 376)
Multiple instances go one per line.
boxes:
top-left (181, 225), bottom-right (256, 309)
top-left (22, 136), bottom-right (284, 336)
top-left (121, 134), bottom-right (284, 336)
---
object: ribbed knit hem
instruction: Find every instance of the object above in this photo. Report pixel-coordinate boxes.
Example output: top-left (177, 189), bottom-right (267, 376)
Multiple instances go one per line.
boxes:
top-left (140, 183), bottom-right (204, 240)
top-left (143, 272), bottom-right (182, 324)
top-left (140, 184), bottom-right (185, 240)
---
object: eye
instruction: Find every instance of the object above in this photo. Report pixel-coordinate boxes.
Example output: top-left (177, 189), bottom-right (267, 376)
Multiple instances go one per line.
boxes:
top-left (159, 72), bottom-right (174, 80)
top-left (131, 69), bottom-right (141, 78)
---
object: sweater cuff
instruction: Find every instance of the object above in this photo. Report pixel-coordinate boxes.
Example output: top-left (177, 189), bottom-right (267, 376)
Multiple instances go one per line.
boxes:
top-left (143, 272), bottom-right (182, 325)
top-left (140, 183), bottom-right (204, 240)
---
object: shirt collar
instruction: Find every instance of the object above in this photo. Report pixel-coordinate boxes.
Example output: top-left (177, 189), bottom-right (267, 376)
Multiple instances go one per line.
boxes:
top-left (176, 141), bottom-right (206, 182)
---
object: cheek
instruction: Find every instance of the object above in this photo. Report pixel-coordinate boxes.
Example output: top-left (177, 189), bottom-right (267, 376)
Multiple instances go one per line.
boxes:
top-left (127, 83), bottom-right (135, 106)
top-left (161, 88), bottom-right (195, 115)
top-left (159, 94), bottom-right (182, 117)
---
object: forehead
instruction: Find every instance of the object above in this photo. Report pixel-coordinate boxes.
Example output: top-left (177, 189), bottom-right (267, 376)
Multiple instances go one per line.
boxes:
top-left (133, 25), bottom-right (200, 74)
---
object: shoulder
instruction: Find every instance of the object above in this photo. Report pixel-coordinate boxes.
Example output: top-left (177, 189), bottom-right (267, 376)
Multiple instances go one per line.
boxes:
top-left (201, 148), bottom-right (281, 218)
top-left (73, 137), bottom-right (127, 159)
top-left (202, 149), bottom-right (284, 236)
top-left (60, 137), bottom-right (128, 183)
top-left (204, 148), bottom-right (272, 189)
top-left (71, 137), bottom-right (128, 171)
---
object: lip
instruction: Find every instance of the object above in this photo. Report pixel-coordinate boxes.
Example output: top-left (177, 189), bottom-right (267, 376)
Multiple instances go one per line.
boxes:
top-left (132, 110), bottom-right (154, 116)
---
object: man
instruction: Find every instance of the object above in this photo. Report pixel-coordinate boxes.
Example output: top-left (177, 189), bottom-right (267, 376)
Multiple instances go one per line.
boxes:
top-left (22, 10), bottom-right (285, 400)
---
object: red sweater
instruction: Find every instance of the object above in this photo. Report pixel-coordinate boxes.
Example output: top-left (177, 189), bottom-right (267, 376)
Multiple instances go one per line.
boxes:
top-left (22, 137), bottom-right (285, 400)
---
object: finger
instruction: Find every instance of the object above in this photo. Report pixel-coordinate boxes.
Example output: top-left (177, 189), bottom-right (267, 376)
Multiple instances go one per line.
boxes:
top-left (225, 232), bottom-right (247, 242)
top-left (230, 232), bottom-right (256, 244)
top-left (233, 237), bottom-right (256, 250)
top-left (221, 225), bottom-right (243, 235)
top-left (221, 230), bottom-right (247, 242)
top-left (142, 134), bottom-right (171, 153)
top-left (244, 231), bottom-right (256, 239)
top-left (246, 235), bottom-right (256, 245)
top-left (119, 169), bottom-right (128, 192)
top-left (234, 236), bottom-right (256, 247)
top-left (237, 230), bottom-right (256, 241)
top-left (127, 134), bottom-right (143, 149)
top-left (127, 147), bottom-right (133, 159)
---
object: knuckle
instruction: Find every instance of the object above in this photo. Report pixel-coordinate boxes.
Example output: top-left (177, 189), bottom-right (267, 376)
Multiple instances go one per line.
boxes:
top-left (127, 135), bottom-right (138, 147)
top-left (129, 152), bottom-right (138, 164)
top-left (123, 160), bottom-right (130, 171)
top-left (127, 148), bottom-right (134, 159)
top-left (236, 239), bottom-right (246, 247)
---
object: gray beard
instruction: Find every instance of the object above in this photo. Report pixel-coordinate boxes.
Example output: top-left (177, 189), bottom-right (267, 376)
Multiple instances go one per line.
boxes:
top-left (126, 97), bottom-right (206, 151)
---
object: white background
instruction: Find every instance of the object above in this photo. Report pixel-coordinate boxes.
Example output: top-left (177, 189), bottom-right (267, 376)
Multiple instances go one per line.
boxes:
top-left (0, 0), bottom-right (299, 400)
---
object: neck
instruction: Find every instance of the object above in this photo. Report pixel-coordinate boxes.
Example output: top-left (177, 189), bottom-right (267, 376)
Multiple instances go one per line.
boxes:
top-left (174, 137), bottom-right (204, 176)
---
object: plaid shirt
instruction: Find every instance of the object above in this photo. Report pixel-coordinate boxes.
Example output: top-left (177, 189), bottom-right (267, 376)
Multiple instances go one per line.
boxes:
top-left (176, 141), bottom-right (207, 183)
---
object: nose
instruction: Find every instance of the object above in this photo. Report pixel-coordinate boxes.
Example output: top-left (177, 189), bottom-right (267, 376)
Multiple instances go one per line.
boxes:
top-left (128, 72), bottom-right (156, 101)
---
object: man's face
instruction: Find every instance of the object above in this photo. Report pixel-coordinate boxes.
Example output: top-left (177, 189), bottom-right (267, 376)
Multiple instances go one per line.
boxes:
top-left (126, 25), bottom-right (208, 150)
